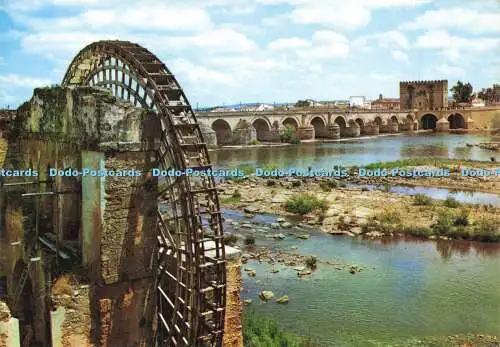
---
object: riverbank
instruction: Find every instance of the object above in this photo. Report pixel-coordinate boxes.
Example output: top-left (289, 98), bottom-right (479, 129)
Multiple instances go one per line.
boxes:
top-left (218, 169), bottom-right (500, 242)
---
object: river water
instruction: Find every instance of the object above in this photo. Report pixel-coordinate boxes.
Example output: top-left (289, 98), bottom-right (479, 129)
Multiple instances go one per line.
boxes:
top-left (215, 134), bottom-right (500, 345)
top-left (210, 133), bottom-right (500, 169)
top-left (224, 210), bottom-right (500, 346)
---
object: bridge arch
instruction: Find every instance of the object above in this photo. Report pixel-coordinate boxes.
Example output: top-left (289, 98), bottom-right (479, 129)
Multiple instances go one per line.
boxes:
top-left (310, 116), bottom-right (327, 138)
top-left (448, 113), bottom-right (465, 129)
top-left (373, 116), bottom-right (383, 126)
top-left (282, 117), bottom-right (299, 129)
top-left (62, 40), bottom-right (225, 345)
top-left (252, 117), bottom-right (272, 141)
top-left (211, 119), bottom-right (232, 145)
top-left (421, 113), bottom-right (438, 130)
top-left (390, 115), bottom-right (399, 124)
top-left (355, 118), bottom-right (365, 134)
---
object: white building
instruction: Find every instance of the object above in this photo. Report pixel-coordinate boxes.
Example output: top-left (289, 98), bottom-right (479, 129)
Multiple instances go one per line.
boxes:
top-left (349, 96), bottom-right (371, 109)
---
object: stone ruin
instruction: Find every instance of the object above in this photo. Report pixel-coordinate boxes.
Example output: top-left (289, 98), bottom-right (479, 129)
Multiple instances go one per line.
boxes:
top-left (0, 86), bottom-right (243, 347)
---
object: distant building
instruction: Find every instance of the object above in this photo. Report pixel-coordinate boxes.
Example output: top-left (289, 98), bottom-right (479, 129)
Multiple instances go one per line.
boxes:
top-left (371, 94), bottom-right (400, 110)
top-left (471, 96), bottom-right (486, 108)
top-left (349, 96), bottom-right (371, 109)
top-left (241, 103), bottom-right (274, 111)
top-left (399, 80), bottom-right (448, 109)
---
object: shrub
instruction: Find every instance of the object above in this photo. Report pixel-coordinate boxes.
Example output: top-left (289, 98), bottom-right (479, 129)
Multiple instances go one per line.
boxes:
top-left (319, 180), bottom-right (337, 192)
top-left (453, 209), bottom-right (469, 226)
top-left (248, 140), bottom-right (260, 145)
top-left (285, 193), bottom-right (327, 215)
top-left (444, 197), bottom-right (460, 208)
top-left (280, 126), bottom-right (301, 144)
top-left (232, 189), bottom-right (242, 199)
top-left (243, 311), bottom-right (317, 347)
top-left (244, 236), bottom-right (256, 245)
top-left (305, 256), bottom-right (317, 269)
top-left (375, 209), bottom-right (402, 225)
top-left (473, 219), bottom-right (500, 242)
top-left (432, 211), bottom-right (452, 235)
top-left (224, 234), bottom-right (238, 246)
top-left (413, 194), bottom-right (433, 206)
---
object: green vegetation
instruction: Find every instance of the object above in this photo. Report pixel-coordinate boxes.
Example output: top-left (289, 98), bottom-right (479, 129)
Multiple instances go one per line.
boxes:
top-left (244, 236), bottom-right (256, 245)
top-left (413, 194), bottom-right (433, 206)
top-left (220, 189), bottom-right (242, 204)
top-left (319, 180), bottom-right (338, 191)
top-left (428, 209), bottom-right (500, 242)
top-left (280, 126), bottom-right (301, 144)
top-left (248, 140), bottom-right (260, 145)
top-left (374, 208), bottom-right (402, 225)
top-left (295, 100), bottom-right (311, 107)
top-left (444, 197), bottom-right (460, 208)
top-left (243, 311), bottom-right (318, 347)
top-left (305, 256), bottom-right (317, 269)
top-left (285, 193), bottom-right (328, 215)
top-left (223, 234), bottom-right (238, 246)
top-left (450, 80), bottom-right (473, 103)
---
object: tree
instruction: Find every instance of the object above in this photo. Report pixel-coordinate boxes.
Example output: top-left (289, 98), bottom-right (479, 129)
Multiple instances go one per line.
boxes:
top-left (295, 100), bottom-right (310, 107)
top-left (450, 81), bottom-right (473, 103)
top-left (478, 85), bottom-right (499, 105)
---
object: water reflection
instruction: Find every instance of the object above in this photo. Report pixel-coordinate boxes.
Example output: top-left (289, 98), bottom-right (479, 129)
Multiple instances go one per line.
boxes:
top-left (211, 134), bottom-right (500, 169)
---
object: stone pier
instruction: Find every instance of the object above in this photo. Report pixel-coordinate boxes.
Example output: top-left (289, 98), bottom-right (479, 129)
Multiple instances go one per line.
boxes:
top-left (295, 126), bottom-right (314, 140)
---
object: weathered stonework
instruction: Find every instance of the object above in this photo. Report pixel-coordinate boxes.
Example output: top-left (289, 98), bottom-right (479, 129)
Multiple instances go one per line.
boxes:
top-left (1, 86), bottom-right (243, 346)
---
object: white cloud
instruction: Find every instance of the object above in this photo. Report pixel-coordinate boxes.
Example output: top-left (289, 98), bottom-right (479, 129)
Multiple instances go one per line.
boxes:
top-left (290, 3), bottom-right (371, 30)
top-left (258, 0), bottom-right (433, 29)
top-left (402, 8), bottom-right (500, 33)
top-left (268, 37), bottom-right (310, 50)
top-left (168, 59), bottom-right (237, 87)
top-left (433, 64), bottom-right (465, 76)
top-left (18, 5), bottom-right (212, 32)
top-left (0, 74), bottom-right (51, 88)
top-left (391, 50), bottom-right (409, 63)
top-left (415, 30), bottom-right (500, 61)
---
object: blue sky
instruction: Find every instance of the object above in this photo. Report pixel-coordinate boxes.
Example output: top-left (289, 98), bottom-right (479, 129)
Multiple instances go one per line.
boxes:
top-left (0, 0), bottom-right (499, 108)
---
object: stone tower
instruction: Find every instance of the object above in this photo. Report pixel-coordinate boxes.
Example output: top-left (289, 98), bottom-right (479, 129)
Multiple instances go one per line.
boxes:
top-left (400, 80), bottom-right (448, 110)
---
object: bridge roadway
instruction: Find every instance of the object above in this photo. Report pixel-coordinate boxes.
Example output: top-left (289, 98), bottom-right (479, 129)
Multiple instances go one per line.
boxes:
top-left (195, 106), bottom-right (500, 146)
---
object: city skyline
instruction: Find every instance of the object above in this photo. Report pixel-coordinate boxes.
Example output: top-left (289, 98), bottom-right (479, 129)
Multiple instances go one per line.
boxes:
top-left (0, 0), bottom-right (499, 108)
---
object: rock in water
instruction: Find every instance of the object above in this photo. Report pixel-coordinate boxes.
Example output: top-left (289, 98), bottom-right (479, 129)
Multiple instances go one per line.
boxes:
top-left (276, 295), bottom-right (289, 304)
top-left (259, 290), bottom-right (275, 301)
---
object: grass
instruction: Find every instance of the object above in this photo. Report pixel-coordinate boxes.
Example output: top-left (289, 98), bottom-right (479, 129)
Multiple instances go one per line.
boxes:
top-left (243, 311), bottom-right (319, 347)
top-left (413, 194), bottom-right (433, 206)
top-left (444, 197), bottom-right (461, 208)
top-left (285, 193), bottom-right (328, 215)
top-left (248, 140), bottom-right (260, 145)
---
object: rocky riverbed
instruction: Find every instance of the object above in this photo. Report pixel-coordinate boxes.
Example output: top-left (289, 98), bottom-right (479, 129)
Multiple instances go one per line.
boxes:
top-left (218, 171), bottom-right (500, 242)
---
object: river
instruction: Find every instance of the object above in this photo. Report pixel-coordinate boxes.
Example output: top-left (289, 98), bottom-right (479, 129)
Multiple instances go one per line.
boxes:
top-left (215, 133), bottom-right (500, 346)
top-left (224, 210), bottom-right (500, 346)
top-left (210, 133), bottom-right (500, 168)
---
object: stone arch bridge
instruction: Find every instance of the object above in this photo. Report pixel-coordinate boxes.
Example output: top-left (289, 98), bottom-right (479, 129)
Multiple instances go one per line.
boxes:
top-left (197, 106), bottom-right (500, 146)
